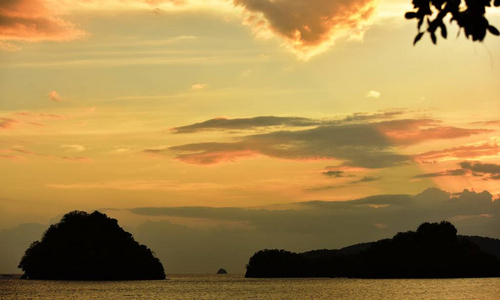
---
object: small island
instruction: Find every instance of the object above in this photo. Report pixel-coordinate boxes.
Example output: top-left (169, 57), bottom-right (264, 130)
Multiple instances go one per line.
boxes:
top-left (18, 210), bottom-right (166, 280)
top-left (217, 268), bottom-right (228, 274)
top-left (245, 221), bottom-right (500, 278)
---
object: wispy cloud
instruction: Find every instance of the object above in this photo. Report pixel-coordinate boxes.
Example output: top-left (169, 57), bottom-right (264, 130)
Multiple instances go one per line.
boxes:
top-left (61, 144), bottom-right (85, 152)
top-left (14, 112), bottom-right (66, 119)
top-left (350, 176), bottom-right (382, 183)
top-left (414, 161), bottom-right (500, 180)
top-left (170, 116), bottom-right (321, 133)
top-left (46, 180), bottom-right (231, 191)
top-left (416, 140), bottom-right (500, 163)
top-left (414, 169), bottom-right (468, 178)
top-left (375, 119), bottom-right (491, 145)
top-left (460, 161), bottom-right (500, 180)
top-left (310, 174), bottom-right (382, 191)
top-left (322, 170), bottom-right (345, 177)
top-left (109, 147), bottom-right (132, 154)
top-left (0, 154), bottom-right (24, 161)
top-left (170, 111), bottom-right (406, 134)
top-left (9, 145), bottom-right (36, 155)
top-left (47, 91), bottom-right (62, 102)
top-left (470, 120), bottom-right (500, 126)
top-left (0, 111), bottom-right (68, 131)
top-left (0, 118), bottom-right (19, 130)
top-left (61, 156), bottom-right (93, 163)
top-left (0, 145), bottom-right (93, 163)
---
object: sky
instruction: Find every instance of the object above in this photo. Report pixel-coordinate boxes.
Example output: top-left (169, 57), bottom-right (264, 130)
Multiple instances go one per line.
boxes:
top-left (1, 0), bottom-right (500, 274)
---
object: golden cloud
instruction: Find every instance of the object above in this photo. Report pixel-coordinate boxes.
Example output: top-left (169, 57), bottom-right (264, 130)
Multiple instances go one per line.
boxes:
top-left (234, 0), bottom-right (379, 59)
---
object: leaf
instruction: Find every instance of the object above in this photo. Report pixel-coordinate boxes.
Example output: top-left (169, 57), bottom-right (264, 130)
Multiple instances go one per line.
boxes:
top-left (430, 32), bottom-right (437, 44)
top-left (405, 12), bottom-right (417, 19)
top-left (488, 25), bottom-right (500, 36)
top-left (414, 32), bottom-right (425, 45)
top-left (440, 24), bottom-right (448, 38)
top-left (418, 18), bottom-right (424, 30)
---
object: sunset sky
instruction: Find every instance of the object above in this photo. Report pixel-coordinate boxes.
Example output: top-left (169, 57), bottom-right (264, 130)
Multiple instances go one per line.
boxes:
top-left (1, 0), bottom-right (500, 273)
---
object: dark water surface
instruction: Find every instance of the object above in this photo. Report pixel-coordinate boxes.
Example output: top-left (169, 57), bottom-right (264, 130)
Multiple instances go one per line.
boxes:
top-left (1, 275), bottom-right (499, 299)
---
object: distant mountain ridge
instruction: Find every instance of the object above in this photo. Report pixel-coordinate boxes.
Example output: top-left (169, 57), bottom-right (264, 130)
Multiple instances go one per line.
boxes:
top-left (245, 222), bottom-right (500, 278)
top-left (303, 235), bottom-right (500, 260)
top-left (458, 236), bottom-right (500, 260)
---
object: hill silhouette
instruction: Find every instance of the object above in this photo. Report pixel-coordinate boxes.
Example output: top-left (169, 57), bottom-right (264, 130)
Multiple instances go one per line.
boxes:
top-left (18, 211), bottom-right (165, 280)
top-left (246, 221), bottom-right (500, 278)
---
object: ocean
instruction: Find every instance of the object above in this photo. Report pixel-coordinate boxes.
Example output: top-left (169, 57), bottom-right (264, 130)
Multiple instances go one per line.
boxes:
top-left (1, 275), bottom-right (499, 299)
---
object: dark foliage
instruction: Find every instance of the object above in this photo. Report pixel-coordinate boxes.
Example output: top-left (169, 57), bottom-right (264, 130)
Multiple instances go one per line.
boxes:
top-left (405, 0), bottom-right (500, 44)
top-left (355, 221), bottom-right (500, 278)
top-left (217, 268), bottom-right (228, 274)
top-left (18, 211), bottom-right (166, 280)
top-left (245, 221), bottom-right (500, 278)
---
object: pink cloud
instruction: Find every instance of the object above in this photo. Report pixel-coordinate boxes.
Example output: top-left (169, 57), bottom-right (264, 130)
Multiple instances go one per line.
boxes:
top-left (175, 150), bottom-right (259, 165)
top-left (373, 223), bottom-right (388, 229)
top-left (0, 154), bottom-right (24, 160)
top-left (375, 119), bottom-right (491, 145)
top-left (47, 91), bottom-right (62, 102)
top-left (14, 112), bottom-right (66, 120)
top-left (0, 118), bottom-right (19, 129)
top-left (416, 141), bottom-right (500, 163)
top-left (0, 0), bottom-right (85, 47)
top-left (470, 120), bottom-right (500, 126)
top-left (10, 145), bottom-right (36, 155)
top-left (61, 156), bottom-right (93, 163)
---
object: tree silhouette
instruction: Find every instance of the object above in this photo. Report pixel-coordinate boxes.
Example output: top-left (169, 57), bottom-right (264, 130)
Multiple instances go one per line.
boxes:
top-left (245, 221), bottom-right (500, 278)
top-left (18, 211), bottom-right (166, 280)
top-left (406, 0), bottom-right (500, 44)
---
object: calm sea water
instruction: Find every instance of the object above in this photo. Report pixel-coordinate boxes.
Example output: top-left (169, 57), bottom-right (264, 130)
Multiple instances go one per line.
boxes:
top-left (1, 275), bottom-right (499, 299)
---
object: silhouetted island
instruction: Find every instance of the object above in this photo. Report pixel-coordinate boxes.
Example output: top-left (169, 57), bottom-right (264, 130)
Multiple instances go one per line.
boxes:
top-left (217, 268), bottom-right (227, 274)
top-left (18, 211), bottom-right (166, 280)
top-left (245, 221), bottom-right (500, 278)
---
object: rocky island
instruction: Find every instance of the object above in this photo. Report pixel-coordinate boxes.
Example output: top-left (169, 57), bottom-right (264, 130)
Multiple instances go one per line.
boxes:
top-left (245, 221), bottom-right (500, 278)
top-left (18, 211), bottom-right (166, 280)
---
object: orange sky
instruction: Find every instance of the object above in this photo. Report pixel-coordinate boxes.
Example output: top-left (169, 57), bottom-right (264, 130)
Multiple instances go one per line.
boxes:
top-left (0, 0), bottom-right (499, 273)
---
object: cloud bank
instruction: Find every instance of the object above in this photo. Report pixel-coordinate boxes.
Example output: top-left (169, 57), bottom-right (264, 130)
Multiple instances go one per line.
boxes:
top-left (127, 187), bottom-right (499, 273)
top-left (1, 188), bottom-right (498, 273)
